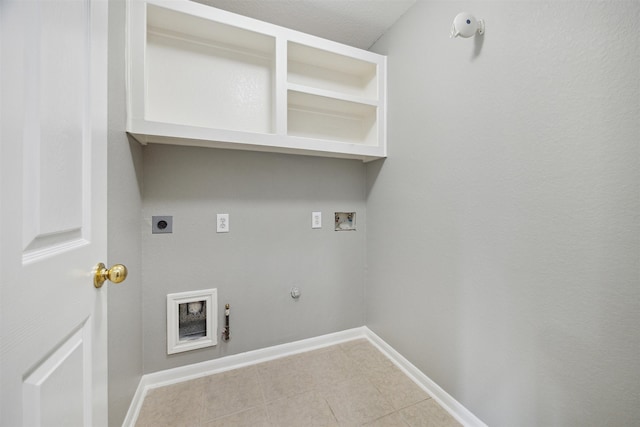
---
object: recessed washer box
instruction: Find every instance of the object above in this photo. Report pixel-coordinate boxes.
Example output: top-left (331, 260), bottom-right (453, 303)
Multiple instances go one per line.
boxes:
top-left (335, 212), bottom-right (356, 231)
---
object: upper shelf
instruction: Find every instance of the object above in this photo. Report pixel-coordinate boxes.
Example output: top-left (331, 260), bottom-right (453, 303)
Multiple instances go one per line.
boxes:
top-left (127, 0), bottom-right (387, 162)
top-left (287, 42), bottom-right (378, 101)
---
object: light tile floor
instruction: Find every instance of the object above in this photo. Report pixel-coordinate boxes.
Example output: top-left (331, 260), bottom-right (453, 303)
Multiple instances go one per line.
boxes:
top-left (135, 339), bottom-right (462, 427)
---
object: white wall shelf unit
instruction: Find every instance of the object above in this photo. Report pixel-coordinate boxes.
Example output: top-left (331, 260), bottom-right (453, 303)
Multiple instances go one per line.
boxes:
top-left (127, 0), bottom-right (386, 162)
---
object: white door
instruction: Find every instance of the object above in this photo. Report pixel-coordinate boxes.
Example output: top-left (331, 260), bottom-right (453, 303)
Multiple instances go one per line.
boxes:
top-left (1, 0), bottom-right (110, 425)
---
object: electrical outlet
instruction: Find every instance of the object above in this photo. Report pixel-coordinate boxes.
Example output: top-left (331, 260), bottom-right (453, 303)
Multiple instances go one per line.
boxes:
top-left (152, 216), bottom-right (173, 234)
top-left (312, 212), bottom-right (322, 229)
top-left (216, 213), bottom-right (229, 233)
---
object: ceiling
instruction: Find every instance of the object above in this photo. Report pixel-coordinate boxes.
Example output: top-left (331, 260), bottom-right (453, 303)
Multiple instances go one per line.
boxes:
top-left (194, 0), bottom-right (416, 50)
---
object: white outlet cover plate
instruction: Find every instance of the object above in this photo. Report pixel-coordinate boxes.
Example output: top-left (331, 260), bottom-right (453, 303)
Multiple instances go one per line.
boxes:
top-left (312, 212), bottom-right (322, 229)
top-left (217, 213), bottom-right (229, 233)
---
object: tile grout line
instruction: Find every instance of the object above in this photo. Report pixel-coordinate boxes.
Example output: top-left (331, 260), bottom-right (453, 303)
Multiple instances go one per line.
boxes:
top-left (254, 363), bottom-right (273, 426)
top-left (198, 378), bottom-right (206, 427)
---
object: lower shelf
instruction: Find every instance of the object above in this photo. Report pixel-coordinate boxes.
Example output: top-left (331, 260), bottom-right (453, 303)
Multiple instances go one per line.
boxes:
top-left (287, 91), bottom-right (378, 146)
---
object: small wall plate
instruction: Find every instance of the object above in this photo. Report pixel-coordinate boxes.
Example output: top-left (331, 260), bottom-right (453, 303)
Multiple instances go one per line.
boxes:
top-left (152, 216), bottom-right (173, 234)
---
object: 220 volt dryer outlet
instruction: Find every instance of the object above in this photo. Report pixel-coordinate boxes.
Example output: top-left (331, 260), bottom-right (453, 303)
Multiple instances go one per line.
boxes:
top-left (152, 216), bottom-right (173, 234)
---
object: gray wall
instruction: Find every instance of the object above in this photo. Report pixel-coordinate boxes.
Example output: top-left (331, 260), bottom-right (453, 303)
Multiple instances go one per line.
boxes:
top-left (107, 1), bottom-right (144, 425)
top-left (141, 145), bottom-right (366, 373)
top-left (367, 2), bottom-right (640, 426)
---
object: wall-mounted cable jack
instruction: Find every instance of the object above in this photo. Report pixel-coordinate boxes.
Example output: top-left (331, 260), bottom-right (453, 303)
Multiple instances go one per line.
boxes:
top-left (222, 303), bottom-right (230, 342)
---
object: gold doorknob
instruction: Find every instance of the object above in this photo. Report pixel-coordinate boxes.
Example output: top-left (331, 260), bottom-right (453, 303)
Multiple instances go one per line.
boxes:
top-left (94, 263), bottom-right (128, 288)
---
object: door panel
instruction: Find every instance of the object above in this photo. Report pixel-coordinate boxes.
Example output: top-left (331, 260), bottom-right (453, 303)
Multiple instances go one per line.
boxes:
top-left (0, 0), bottom-right (109, 425)
top-left (22, 0), bottom-right (89, 260)
top-left (23, 322), bottom-right (92, 427)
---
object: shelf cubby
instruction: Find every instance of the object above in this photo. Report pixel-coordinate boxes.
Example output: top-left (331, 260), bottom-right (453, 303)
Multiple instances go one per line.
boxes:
top-left (145, 4), bottom-right (275, 133)
top-left (287, 91), bottom-right (377, 145)
top-left (287, 42), bottom-right (378, 100)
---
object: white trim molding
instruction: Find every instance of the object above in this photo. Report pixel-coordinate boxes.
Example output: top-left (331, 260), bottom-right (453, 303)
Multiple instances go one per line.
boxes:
top-left (363, 328), bottom-right (488, 427)
top-left (122, 326), bottom-right (486, 427)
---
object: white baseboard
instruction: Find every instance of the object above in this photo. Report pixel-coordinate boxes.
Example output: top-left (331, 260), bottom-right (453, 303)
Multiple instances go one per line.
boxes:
top-left (122, 326), bottom-right (485, 427)
top-left (122, 327), bottom-right (366, 426)
top-left (363, 328), bottom-right (487, 427)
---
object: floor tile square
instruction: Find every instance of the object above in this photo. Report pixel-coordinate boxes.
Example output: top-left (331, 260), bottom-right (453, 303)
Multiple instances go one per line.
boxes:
top-left (340, 339), bottom-right (394, 375)
top-left (321, 376), bottom-right (394, 425)
top-left (256, 354), bottom-right (316, 402)
top-left (135, 378), bottom-right (206, 427)
top-left (297, 346), bottom-right (361, 387)
top-left (266, 390), bottom-right (338, 426)
top-left (367, 365), bottom-right (430, 410)
top-left (400, 399), bottom-right (462, 427)
top-left (202, 366), bottom-right (264, 422)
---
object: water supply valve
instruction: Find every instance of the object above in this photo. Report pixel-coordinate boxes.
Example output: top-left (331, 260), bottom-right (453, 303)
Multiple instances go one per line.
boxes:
top-left (222, 303), bottom-right (230, 342)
